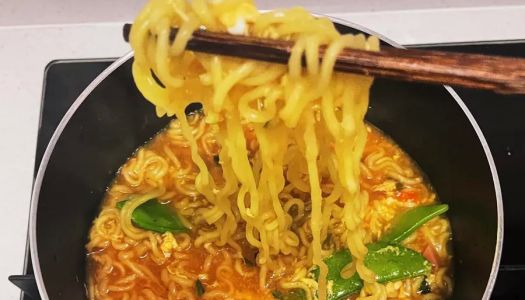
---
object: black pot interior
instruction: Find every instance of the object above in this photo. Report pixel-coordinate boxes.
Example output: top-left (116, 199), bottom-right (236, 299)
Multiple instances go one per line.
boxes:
top-left (34, 27), bottom-right (499, 300)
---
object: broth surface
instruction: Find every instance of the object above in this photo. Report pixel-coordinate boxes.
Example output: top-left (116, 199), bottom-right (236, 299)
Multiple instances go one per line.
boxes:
top-left (87, 115), bottom-right (452, 299)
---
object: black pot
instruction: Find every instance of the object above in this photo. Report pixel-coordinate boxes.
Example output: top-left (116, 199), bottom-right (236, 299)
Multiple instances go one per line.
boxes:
top-left (30, 20), bottom-right (503, 300)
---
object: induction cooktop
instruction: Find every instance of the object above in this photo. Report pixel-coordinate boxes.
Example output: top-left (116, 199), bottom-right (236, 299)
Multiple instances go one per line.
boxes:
top-left (10, 40), bottom-right (525, 299)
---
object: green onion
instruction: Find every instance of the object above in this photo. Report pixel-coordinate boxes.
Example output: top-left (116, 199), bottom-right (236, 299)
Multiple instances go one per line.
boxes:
top-left (195, 279), bottom-right (205, 297)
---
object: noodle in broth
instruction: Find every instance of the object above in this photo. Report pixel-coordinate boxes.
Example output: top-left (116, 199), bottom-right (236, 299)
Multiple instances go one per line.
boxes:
top-left (86, 1), bottom-right (453, 299)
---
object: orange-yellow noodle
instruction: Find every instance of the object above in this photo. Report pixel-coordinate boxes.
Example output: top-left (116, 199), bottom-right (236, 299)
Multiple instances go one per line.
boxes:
top-left (128, 1), bottom-right (380, 299)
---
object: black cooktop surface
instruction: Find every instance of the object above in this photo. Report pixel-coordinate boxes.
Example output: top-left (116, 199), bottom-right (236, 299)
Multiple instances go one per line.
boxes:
top-left (12, 41), bottom-right (525, 299)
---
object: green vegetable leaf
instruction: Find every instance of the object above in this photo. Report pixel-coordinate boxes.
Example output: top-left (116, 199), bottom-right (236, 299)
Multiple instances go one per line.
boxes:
top-left (366, 243), bottom-right (432, 283)
top-left (318, 243), bottom-right (431, 300)
top-left (380, 204), bottom-right (449, 244)
top-left (195, 279), bottom-right (205, 297)
top-left (321, 250), bottom-right (362, 299)
top-left (116, 199), bottom-right (189, 233)
top-left (272, 290), bottom-right (283, 300)
top-left (274, 289), bottom-right (306, 300)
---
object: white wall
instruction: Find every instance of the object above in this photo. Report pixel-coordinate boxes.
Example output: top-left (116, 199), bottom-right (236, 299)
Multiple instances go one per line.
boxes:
top-left (1, 0), bottom-right (523, 26)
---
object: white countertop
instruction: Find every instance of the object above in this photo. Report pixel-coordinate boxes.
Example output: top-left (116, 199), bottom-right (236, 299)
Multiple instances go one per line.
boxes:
top-left (0, 2), bottom-right (524, 298)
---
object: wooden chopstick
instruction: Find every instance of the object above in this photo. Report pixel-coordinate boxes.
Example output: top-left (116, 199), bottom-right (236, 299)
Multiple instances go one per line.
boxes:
top-left (123, 23), bottom-right (525, 94)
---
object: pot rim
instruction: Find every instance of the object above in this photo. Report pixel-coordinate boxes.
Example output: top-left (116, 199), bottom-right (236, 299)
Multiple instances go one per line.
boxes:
top-left (29, 17), bottom-right (503, 300)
